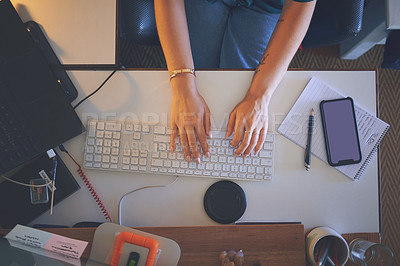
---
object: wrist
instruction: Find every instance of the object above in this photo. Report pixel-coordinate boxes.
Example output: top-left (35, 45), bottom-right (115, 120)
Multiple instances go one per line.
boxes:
top-left (170, 73), bottom-right (197, 96)
top-left (247, 86), bottom-right (273, 104)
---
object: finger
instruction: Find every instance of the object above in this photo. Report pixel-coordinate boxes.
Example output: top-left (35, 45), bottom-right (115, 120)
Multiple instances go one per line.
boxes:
top-left (243, 131), bottom-right (260, 157)
top-left (225, 110), bottom-right (236, 139)
top-left (235, 129), bottom-right (252, 156)
top-left (231, 117), bottom-right (245, 147)
top-left (170, 124), bottom-right (178, 153)
top-left (204, 107), bottom-right (212, 139)
top-left (195, 122), bottom-right (210, 158)
top-left (254, 128), bottom-right (267, 155)
top-left (178, 126), bottom-right (191, 162)
top-left (185, 126), bottom-right (201, 163)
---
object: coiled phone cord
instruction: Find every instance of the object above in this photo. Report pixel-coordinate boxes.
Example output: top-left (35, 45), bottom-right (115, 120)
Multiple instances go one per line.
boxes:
top-left (59, 145), bottom-right (113, 223)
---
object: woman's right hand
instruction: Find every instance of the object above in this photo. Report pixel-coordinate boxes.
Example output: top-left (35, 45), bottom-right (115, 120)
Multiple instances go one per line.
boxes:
top-left (170, 74), bottom-right (211, 163)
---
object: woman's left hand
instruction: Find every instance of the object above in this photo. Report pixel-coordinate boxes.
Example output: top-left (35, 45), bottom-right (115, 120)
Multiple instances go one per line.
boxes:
top-left (225, 93), bottom-right (269, 157)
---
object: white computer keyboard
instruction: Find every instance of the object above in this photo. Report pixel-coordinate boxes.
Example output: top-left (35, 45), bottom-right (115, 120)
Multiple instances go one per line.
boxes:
top-left (83, 120), bottom-right (274, 181)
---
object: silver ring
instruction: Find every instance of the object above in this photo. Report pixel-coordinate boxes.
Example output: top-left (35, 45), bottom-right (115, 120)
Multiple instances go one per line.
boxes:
top-left (252, 132), bottom-right (260, 135)
top-left (244, 130), bottom-right (251, 134)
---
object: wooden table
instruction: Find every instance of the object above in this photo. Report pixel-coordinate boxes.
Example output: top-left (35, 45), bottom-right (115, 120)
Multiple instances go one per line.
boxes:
top-left (0, 225), bottom-right (380, 265)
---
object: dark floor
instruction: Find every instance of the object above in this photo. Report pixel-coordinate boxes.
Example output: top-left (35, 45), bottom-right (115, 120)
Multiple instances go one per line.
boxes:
top-left (120, 42), bottom-right (400, 264)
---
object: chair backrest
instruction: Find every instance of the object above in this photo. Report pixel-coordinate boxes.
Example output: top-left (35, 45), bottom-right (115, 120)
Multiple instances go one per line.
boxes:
top-left (118, 0), bottom-right (160, 45)
top-left (302, 0), bottom-right (365, 48)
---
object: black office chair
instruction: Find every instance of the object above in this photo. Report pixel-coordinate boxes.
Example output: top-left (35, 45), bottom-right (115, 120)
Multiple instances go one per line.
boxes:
top-left (118, 0), bottom-right (159, 46)
top-left (118, 0), bottom-right (365, 63)
top-left (302, 0), bottom-right (365, 48)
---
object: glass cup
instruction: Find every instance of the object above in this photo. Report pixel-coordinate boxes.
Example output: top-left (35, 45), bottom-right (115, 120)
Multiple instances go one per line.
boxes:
top-left (349, 238), bottom-right (394, 265)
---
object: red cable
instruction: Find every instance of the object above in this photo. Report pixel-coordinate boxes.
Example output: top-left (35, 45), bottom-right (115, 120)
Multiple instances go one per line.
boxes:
top-left (64, 151), bottom-right (113, 223)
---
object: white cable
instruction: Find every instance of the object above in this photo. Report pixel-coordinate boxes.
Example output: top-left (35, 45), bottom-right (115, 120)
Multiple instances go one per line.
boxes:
top-left (1, 175), bottom-right (52, 187)
top-left (118, 176), bottom-right (179, 226)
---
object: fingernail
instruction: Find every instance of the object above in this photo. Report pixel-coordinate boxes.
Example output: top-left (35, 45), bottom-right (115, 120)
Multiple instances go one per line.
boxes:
top-left (170, 146), bottom-right (175, 153)
top-left (195, 157), bottom-right (201, 164)
top-left (209, 133), bottom-right (213, 139)
top-left (186, 156), bottom-right (191, 162)
top-left (206, 152), bottom-right (210, 158)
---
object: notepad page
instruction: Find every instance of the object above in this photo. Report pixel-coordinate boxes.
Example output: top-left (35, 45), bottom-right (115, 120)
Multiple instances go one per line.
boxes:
top-left (278, 77), bottom-right (390, 180)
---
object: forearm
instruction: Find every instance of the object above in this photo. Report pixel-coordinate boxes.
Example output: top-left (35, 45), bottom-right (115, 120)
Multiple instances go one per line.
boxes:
top-left (154, 0), bottom-right (194, 73)
top-left (249, 0), bottom-right (316, 102)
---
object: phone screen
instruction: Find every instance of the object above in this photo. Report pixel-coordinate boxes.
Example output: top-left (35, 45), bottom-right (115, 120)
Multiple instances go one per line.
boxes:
top-left (320, 97), bottom-right (362, 166)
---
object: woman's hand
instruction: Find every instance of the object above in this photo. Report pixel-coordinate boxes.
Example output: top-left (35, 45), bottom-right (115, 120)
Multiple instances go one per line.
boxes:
top-left (226, 92), bottom-right (269, 157)
top-left (170, 75), bottom-right (211, 163)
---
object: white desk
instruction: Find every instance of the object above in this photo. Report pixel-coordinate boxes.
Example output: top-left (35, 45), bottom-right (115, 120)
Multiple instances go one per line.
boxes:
top-left (30, 70), bottom-right (380, 234)
top-left (11, 0), bottom-right (116, 65)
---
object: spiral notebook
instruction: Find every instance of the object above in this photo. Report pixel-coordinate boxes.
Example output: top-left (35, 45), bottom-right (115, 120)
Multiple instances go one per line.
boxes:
top-left (278, 77), bottom-right (390, 180)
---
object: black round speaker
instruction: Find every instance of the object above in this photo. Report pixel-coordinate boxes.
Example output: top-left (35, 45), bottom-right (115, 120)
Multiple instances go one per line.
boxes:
top-left (203, 181), bottom-right (247, 224)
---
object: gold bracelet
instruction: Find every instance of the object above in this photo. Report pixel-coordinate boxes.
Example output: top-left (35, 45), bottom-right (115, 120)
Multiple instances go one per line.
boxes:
top-left (169, 68), bottom-right (196, 80)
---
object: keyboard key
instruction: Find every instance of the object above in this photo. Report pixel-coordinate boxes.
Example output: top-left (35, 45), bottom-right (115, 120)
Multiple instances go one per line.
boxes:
top-left (88, 121), bottom-right (96, 137)
top-left (185, 170), bottom-right (193, 175)
top-left (154, 126), bottom-right (166, 134)
top-left (154, 135), bottom-right (170, 143)
top-left (265, 134), bottom-right (274, 142)
top-left (131, 158), bottom-right (139, 165)
top-left (125, 124), bottom-right (133, 131)
top-left (260, 159), bottom-right (273, 166)
top-left (164, 160), bottom-right (172, 167)
top-left (122, 157), bottom-right (130, 164)
top-left (259, 150), bottom-right (273, 158)
top-left (235, 157), bottom-right (243, 164)
top-left (102, 155), bottom-right (110, 163)
top-left (113, 132), bottom-right (121, 139)
top-left (142, 125), bottom-right (150, 133)
top-left (97, 122), bottom-right (105, 130)
top-left (86, 146), bottom-right (94, 154)
top-left (151, 159), bottom-right (163, 167)
top-left (105, 131), bottom-right (112, 139)
top-left (263, 142), bottom-right (273, 150)
top-left (87, 138), bottom-right (95, 145)
top-left (96, 131), bottom-right (104, 138)
top-left (112, 140), bottom-right (120, 147)
top-left (104, 139), bottom-right (112, 147)
top-left (111, 148), bottom-right (119, 155)
top-left (111, 156), bottom-right (118, 164)
top-left (219, 156), bottom-right (227, 163)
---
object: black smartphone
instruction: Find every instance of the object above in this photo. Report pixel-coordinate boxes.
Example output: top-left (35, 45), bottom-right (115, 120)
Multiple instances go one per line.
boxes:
top-left (320, 97), bottom-right (362, 166)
